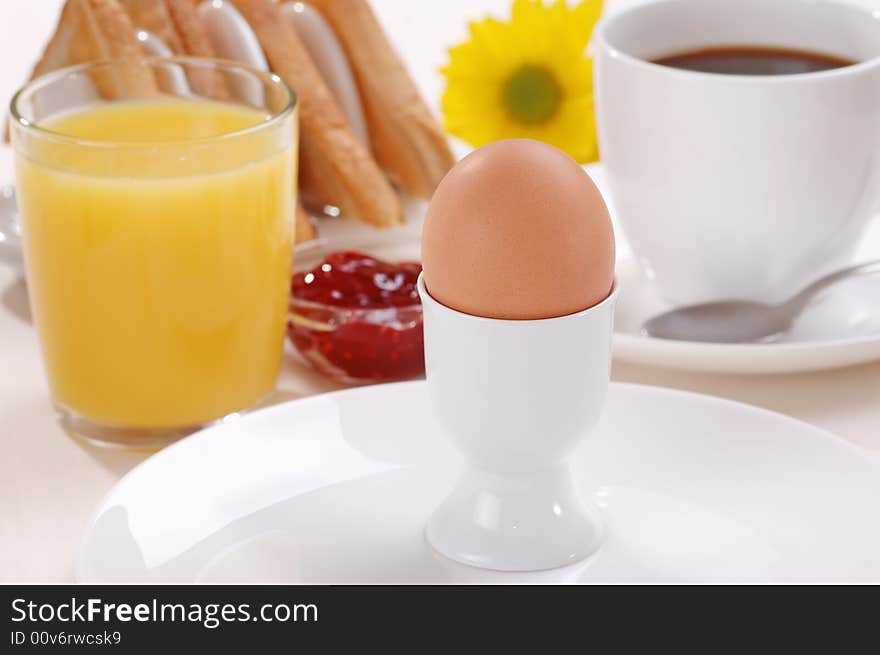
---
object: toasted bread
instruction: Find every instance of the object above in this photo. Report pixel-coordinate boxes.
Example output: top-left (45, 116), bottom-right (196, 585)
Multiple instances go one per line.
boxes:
top-left (30, 0), bottom-right (158, 99)
top-left (120, 0), bottom-right (227, 96)
top-left (308, 0), bottom-right (454, 198)
top-left (295, 200), bottom-right (317, 243)
top-left (120, 0), bottom-right (185, 52)
top-left (229, 0), bottom-right (403, 228)
top-left (22, 0), bottom-right (417, 233)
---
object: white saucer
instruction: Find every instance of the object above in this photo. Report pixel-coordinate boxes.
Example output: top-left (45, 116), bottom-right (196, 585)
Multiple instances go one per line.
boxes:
top-left (613, 256), bottom-right (880, 374)
top-left (77, 381), bottom-right (880, 583)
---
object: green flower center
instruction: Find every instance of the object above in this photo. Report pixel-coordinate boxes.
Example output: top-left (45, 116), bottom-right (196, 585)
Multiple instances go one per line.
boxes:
top-left (502, 65), bottom-right (562, 125)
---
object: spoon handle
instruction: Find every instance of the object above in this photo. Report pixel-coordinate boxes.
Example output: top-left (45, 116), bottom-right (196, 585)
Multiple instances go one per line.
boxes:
top-left (0, 185), bottom-right (24, 269)
top-left (786, 259), bottom-right (880, 313)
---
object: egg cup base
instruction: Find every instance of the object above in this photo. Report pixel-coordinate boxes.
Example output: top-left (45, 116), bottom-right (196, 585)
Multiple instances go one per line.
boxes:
top-left (426, 465), bottom-right (604, 572)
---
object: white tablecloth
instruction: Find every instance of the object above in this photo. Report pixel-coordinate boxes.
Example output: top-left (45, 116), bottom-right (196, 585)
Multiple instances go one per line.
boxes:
top-left (1, 0), bottom-right (878, 583)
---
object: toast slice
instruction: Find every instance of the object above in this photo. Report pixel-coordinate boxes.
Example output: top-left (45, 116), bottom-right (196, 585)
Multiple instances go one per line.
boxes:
top-left (29, 0), bottom-right (157, 98)
top-left (295, 199), bottom-right (317, 243)
top-left (4, 0), bottom-right (156, 140)
top-left (120, 0), bottom-right (186, 52)
top-left (119, 0), bottom-right (226, 96)
top-left (229, 0), bottom-right (403, 227)
top-left (308, 0), bottom-right (454, 198)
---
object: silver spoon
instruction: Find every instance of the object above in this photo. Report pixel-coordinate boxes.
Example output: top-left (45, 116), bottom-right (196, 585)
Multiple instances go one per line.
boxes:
top-left (642, 260), bottom-right (880, 343)
top-left (0, 184), bottom-right (24, 272)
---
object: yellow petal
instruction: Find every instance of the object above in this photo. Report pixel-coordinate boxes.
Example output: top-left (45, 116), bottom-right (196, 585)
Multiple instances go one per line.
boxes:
top-left (440, 0), bottom-right (603, 160)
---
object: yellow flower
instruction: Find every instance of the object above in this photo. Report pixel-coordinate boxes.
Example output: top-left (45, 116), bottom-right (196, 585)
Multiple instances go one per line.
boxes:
top-left (441, 0), bottom-right (603, 163)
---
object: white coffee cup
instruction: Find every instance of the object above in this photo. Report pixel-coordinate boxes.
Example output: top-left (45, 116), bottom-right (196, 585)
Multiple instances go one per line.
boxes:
top-left (594, 0), bottom-right (880, 305)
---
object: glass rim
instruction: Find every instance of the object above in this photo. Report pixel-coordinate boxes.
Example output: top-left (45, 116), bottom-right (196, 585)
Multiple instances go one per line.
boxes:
top-left (9, 56), bottom-right (297, 149)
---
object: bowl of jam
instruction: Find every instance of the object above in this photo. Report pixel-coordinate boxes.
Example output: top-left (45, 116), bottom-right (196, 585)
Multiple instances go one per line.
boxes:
top-left (289, 244), bottom-right (424, 384)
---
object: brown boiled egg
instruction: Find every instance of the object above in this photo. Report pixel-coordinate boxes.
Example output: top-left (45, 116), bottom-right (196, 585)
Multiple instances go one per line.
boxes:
top-left (421, 139), bottom-right (614, 320)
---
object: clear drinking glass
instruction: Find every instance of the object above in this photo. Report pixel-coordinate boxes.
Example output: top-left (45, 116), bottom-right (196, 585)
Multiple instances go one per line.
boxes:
top-left (9, 58), bottom-right (298, 448)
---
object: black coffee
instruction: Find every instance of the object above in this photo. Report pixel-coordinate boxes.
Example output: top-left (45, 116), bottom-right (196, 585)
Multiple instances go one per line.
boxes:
top-left (652, 46), bottom-right (854, 75)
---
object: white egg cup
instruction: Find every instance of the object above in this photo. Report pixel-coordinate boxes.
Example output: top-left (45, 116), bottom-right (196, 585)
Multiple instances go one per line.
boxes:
top-left (417, 275), bottom-right (617, 571)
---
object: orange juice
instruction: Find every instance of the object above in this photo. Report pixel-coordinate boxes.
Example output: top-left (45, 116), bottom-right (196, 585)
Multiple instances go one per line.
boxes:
top-left (15, 99), bottom-right (296, 428)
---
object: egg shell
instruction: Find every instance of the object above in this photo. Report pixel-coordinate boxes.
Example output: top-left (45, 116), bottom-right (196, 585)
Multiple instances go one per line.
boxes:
top-left (421, 139), bottom-right (614, 320)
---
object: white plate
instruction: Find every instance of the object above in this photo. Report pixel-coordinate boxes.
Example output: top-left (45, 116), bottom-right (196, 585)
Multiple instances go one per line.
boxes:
top-left (77, 381), bottom-right (880, 583)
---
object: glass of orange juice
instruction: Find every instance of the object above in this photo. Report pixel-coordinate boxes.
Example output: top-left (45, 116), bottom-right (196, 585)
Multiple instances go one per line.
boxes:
top-left (9, 58), bottom-right (298, 447)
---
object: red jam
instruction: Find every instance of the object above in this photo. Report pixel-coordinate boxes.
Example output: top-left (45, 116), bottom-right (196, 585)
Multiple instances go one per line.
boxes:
top-left (288, 251), bottom-right (424, 383)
